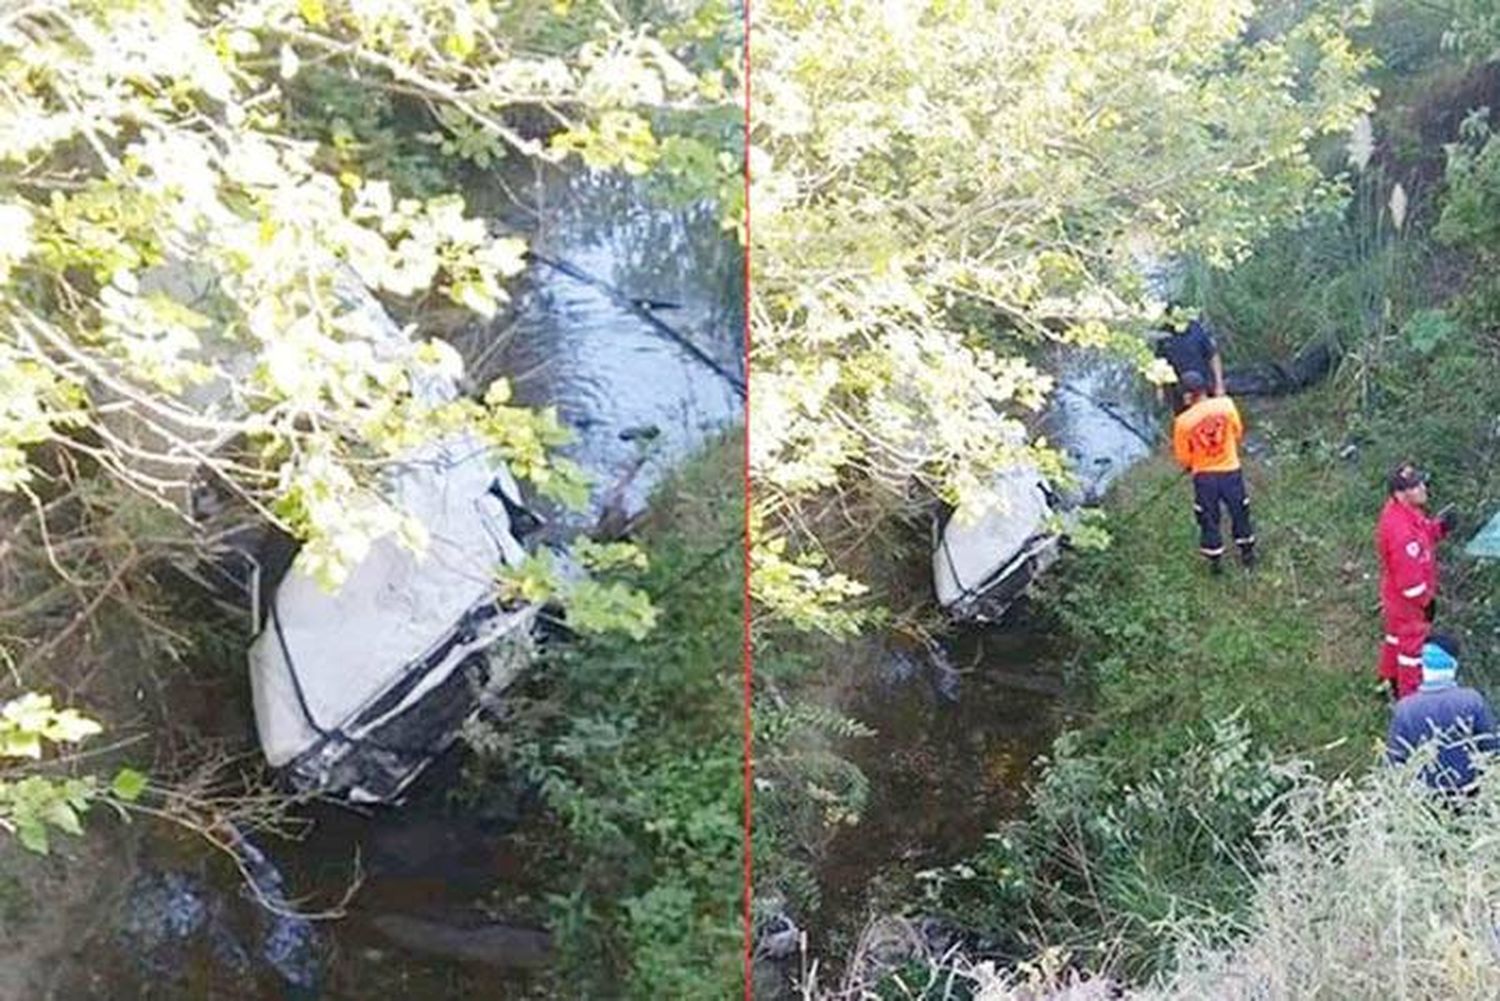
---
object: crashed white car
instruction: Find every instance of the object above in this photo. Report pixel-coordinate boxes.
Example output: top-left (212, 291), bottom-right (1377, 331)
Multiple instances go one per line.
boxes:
top-left (932, 461), bottom-right (1063, 623)
top-left (247, 432), bottom-right (539, 804)
top-left (933, 362), bottom-right (1154, 622)
top-left (97, 255), bottom-right (541, 803)
top-left (240, 274), bottom-right (542, 803)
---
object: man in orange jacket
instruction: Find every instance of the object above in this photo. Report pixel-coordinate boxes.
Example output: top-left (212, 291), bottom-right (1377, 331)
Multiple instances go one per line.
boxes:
top-left (1172, 370), bottom-right (1255, 575)
top-left (1376, 462), bottom-right (1457, 699)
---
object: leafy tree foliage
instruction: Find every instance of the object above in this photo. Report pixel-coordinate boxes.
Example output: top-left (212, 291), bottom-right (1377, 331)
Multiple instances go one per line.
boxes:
top-left (748, 0), bottom-right (1377, 628)
top-left (0, 0), bottom-right (737, 588)
top-left (0, 0), bottom-right (741, 875)
top-left (0, 693), bottom-right (143, 855)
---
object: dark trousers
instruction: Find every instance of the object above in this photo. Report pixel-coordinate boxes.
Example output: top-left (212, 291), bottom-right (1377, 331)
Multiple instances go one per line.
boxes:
top-left (1192, 470), bottom-right (1254, 557)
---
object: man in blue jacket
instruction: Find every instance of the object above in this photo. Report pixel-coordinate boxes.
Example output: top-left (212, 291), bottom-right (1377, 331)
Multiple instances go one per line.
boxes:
top-left (1386, 632), bottom-right (1498, 794)
top-left (1155, 306), bottom-right (1225, 413)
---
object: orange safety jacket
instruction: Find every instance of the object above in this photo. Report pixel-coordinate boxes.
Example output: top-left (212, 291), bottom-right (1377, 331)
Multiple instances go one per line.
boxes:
top-left (1172, 396), bottom-right (1244, 474)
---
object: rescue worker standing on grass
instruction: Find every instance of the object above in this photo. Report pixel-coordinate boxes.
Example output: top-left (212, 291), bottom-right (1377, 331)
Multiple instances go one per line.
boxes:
top-left (1376, 462), bottom-right (1457, 699)
top-left (1155, 306), bottom-right (1226, 413)
top-left (1172, 370), bottom-right (1255, 575)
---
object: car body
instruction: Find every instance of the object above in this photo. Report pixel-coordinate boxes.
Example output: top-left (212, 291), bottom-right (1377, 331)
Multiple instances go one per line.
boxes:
top-left (932, 460), bottom-right (1063, 623)
top-left (247, 431), bottom-right (539, 803)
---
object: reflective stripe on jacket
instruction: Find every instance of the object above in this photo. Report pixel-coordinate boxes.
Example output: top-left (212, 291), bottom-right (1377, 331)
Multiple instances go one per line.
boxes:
top-left (1377, 497), bottom-right (1445, 618)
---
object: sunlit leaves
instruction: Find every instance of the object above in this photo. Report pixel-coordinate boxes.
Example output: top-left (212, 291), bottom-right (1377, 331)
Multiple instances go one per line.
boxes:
top-left (0, 348), bottom-right (84, 492)
top-left (750, 533), bottom-right (875, 639)
top-left (109, 767), bottom-right (148, 802)
top-left (499, 543), bottom-right (659, 640)
top-left (0, 202), bottom-right (33, 284)
top-left (0, 0), bottom-right (734, 589)
top-left (0, 694), bottom-right (129, 855)
top-left (1, 694), bottom-right (102, 758)
top-left (0, 776), bottom-right (91, 854)
top-left (551, 110), bottom-right (661, 175)
top-left (749, 0), bottom-right (1377, 631)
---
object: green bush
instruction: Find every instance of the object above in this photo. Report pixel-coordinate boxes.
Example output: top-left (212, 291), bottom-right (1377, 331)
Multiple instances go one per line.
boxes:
top-left (460, 437), bottom-right (743, 1000)
top-left (928, 715), bottom-right (1290, 980)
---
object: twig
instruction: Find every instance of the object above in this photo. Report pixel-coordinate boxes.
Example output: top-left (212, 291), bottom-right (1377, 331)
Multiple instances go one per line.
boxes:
top-left (15, 552), bottom-right (138, 677)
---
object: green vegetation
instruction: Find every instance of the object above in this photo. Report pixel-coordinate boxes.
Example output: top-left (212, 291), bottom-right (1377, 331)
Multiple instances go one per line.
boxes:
top-left (836, 757), bottom-right (1500, 1000)
top-left (0, 0), bottom-right (739, 854)
top-left (0, 693), bottom-right (146, 855)
top-left (749, 0), bottom-right (1374, 630)
top-left (0, 3), bottom-right (745, 997)
top-left (749, 0), bottom-right (1382, 976)
top-left (1, 0), bottom-right (738, 590)
top-left (904, 104), bottom-right (1500, 987)
top-left (921, 413), bottom-right (1400, 977)
top-left (780, 3), bottom-right (1500, 997)
top-left (461, 436), bottom-right (743, 1000)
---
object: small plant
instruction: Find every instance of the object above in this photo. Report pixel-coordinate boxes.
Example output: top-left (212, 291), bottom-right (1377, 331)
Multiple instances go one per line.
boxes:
top-left (498, 540), bottom-right (659, 640)
top-left (1399, 307), bottom-right (1462, 355)
top-left (0, 693), bottom-right (146, 855)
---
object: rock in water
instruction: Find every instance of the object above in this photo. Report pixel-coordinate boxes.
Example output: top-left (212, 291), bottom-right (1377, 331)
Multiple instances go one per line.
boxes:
top-left (117, 870), bottom-right (251, 981)
top-left (224, 824), bottom-right (320, 992)
top-left (372, 914), bottom-right (552, 969)
top-left (754, 913), bottom-right (801, 960)
top-left (618, 424), bottom-right (661, 442)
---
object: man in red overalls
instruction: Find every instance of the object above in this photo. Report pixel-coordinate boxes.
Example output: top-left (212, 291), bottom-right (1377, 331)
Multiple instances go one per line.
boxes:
top-left (1376, 462), bottom-right (1457, 699)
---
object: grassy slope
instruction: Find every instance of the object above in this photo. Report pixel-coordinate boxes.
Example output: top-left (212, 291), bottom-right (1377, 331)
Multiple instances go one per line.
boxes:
top-left (972, 207), bottom-right (1500, 982)
top-left (1054, 388), bottom-right (1391, 777)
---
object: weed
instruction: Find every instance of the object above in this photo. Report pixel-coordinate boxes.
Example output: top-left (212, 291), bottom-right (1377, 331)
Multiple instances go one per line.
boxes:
top-left (460, 434), bottom-right (744, 1000)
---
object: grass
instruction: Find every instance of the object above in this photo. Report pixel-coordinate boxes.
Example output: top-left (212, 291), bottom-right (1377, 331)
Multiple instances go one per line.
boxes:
top-left (1050, 388), bottom-right (1393, 777)
top-left (832, 758), bottom-right (1500, 1001)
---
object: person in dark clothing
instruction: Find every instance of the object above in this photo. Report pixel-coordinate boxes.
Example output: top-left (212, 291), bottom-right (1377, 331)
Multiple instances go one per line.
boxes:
top-left (1387, 632), bottom-right (1498, 795)
top-left (1156, 308), bottom-right (1225, 413)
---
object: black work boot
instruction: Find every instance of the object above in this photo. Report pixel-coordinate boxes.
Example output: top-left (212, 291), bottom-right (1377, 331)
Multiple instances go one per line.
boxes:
top-left (1209, 554), bottom-right (1224, 576)
top-left (1239, 543), bottom-right (1257, 570)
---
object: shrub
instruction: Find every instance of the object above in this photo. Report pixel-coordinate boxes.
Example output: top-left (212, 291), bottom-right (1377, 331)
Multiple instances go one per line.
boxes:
top-left (927, 715), bottom-right (1290, 980)
top-left (459, 437), bottom-right (743, 1000)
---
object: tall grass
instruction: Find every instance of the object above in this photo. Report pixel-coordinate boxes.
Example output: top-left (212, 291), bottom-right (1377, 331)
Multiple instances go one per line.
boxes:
top-left (1184, 161), bottom-right (1432, 404)
top-left (808, 751), bottom-right (1500, 1001)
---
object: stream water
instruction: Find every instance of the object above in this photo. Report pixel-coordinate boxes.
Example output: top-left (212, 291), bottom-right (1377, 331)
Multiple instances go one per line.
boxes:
top-left (808, 350), bottom-right (1158, 955)
top-left (461, 167), bottom-right (745, 530)
top-left (44, 166), bottom-right (742, 1000)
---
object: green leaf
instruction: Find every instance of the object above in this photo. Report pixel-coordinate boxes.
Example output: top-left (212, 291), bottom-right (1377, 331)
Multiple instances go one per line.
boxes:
top-left (443, 30), bottom-right (476, 60)
top-left (0, 731), bottom-right (42, 760)
top-left (110, 768), bottom-right (148, 803)
top-left (16, 816), bottom-right (49, 854)
top-left (297, 0), bottom-right (327, 27)
top-left (41, 709), bottom-right (103, 744)
top-left (42, 799), bottom-right (82, 836)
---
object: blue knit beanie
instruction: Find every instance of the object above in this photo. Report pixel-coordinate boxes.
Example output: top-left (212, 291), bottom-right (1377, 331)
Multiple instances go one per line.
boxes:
top-left (1421, 640), bottom-right (1458, 689)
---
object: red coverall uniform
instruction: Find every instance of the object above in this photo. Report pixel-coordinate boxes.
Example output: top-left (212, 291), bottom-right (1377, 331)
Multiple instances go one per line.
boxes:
top-left (1376, 497), bottom-right (1447, 698)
